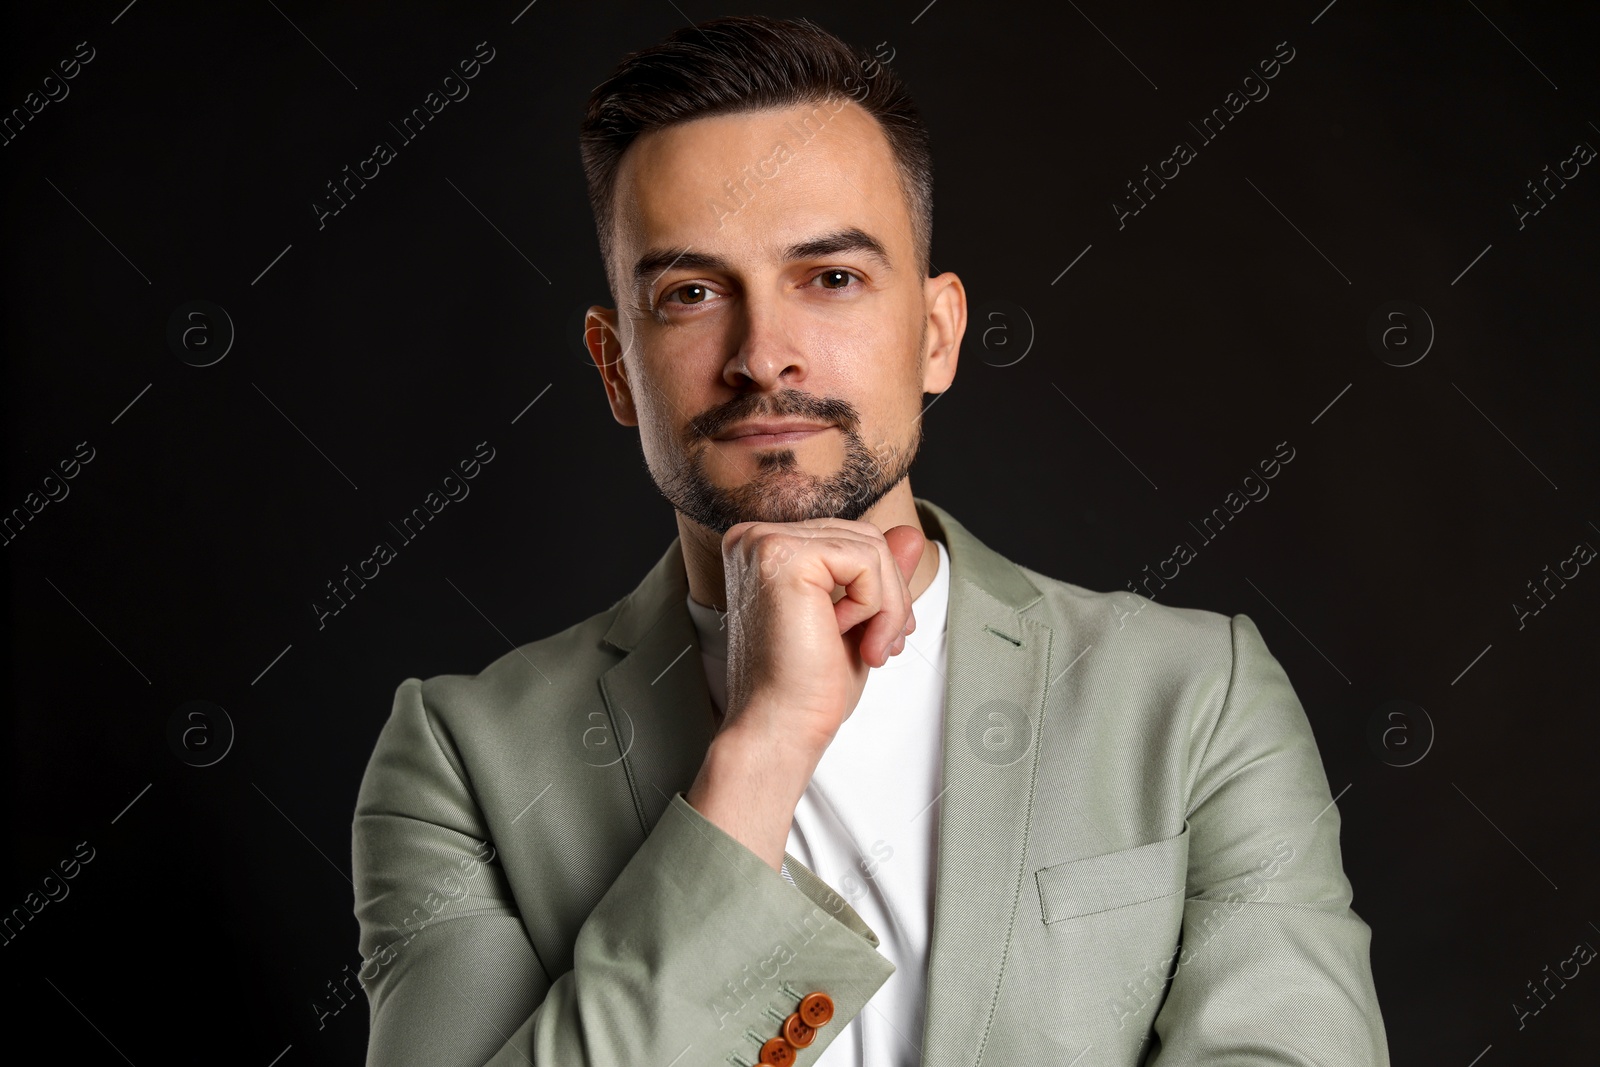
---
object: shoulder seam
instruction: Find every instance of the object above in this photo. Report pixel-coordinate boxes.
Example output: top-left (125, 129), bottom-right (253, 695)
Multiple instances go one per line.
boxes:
top-left (1184, 613), bottom-right (1242, 819)
top-left (405, 677), bottom-right (476, 804)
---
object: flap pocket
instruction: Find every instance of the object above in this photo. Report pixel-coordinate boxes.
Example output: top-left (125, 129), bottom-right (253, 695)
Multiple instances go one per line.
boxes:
top-left (1035, 824), bottom-right (1189, 925)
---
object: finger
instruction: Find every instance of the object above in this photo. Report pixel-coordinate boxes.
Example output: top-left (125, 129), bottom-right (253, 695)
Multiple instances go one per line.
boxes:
top-left (862, 524), bottom-right (922, 660)
top-left (882, 524), bottom-right (925, 635)
top-left (830, 537), bottom-right (906, 666)
top-left (832, 537), bottom-right (896, 639)
top-left (883, 524), bottom-right (925, 587)
top-left (859, 531), bottom-right (913, 665)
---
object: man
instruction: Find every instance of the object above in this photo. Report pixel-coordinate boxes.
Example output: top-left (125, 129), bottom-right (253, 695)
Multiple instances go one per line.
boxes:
top-left (351, 15), bottom-right (1389, 1066)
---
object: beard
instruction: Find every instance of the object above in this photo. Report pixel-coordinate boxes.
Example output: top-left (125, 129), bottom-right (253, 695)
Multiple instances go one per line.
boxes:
top-left (652, 388), bottom-right (924, 537)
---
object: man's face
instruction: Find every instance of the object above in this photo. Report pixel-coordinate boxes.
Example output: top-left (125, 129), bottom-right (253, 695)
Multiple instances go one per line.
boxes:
top-left (586, 97), bottom-right (961, 535)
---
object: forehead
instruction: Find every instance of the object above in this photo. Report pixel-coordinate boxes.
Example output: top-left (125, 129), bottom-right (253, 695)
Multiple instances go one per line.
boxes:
top-left (610, 99), bottom-right (912, 276)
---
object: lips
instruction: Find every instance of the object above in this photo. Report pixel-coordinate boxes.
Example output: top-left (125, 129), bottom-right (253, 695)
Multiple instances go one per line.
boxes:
top-left (716, 421), bottom-right (832, 441)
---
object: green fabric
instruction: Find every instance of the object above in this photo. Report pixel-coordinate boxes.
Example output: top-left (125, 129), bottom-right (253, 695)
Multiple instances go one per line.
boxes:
top-left (351, 497), bottom-right (1389, 1065)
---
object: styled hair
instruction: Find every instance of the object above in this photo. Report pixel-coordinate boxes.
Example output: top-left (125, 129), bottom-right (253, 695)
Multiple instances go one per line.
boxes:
top-left (579, 15), bottom-right (933, 294)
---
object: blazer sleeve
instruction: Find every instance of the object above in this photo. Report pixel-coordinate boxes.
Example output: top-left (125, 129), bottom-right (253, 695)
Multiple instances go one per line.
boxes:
top-left (351, 677), bottom-right (896, 1067)
top-left (1144, 613), bottom-right (1390, 1066)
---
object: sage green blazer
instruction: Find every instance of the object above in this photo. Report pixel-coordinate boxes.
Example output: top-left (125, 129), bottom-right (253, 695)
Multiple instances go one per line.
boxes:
top-left (351, 497), bottom-right (1389, 1065)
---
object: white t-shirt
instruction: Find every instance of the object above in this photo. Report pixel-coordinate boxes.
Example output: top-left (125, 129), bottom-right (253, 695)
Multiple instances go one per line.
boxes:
top-left (685, 539), bottom-right (951, 1067)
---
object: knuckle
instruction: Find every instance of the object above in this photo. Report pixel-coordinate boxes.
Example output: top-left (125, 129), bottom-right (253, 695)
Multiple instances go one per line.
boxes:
top-left (753, 532), bottom-right (799, 578)
top-left (753, 531), bottom-right (796, 559)
top-left (722, 521), bottom-right (753, 552)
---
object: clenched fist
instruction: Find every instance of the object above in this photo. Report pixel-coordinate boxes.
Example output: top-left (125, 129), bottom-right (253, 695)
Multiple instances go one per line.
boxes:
top-left (719, 518), bottom-right (925, 752)
top-left (685, 517), bottom-right (926, 871)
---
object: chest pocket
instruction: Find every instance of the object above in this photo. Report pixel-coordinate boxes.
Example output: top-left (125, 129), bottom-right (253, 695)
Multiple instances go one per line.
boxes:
top-left (1034, 824), bottom-right (1189, 925)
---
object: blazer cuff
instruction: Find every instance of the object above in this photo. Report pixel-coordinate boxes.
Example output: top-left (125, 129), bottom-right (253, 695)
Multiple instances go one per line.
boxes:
top-left (578, 790), bottom-right (895, 1061)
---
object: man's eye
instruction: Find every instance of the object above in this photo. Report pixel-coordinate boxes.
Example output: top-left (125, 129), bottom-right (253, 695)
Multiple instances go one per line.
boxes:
top-left (812, 269), bottom-right (861, 290)
top-left (664, 284), bottom-right (714, 306)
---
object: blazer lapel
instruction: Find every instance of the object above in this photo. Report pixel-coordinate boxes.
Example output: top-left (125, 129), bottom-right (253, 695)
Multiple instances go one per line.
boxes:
top-left (599, 536), bottom-right (719, 839)
top-left (914, 498), bottom-right (1054, 1067)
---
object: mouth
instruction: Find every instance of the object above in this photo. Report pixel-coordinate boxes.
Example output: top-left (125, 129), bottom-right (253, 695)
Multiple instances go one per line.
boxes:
top-left (715, 422), bottom-right (834, 446)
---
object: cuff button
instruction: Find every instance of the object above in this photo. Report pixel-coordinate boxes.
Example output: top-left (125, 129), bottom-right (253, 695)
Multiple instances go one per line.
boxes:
top-left (799, 991), bottom-right (835, 1028)
top-left (782, 1012), bottom-right (816, 1048)
top-left (759, 1037), bottom-right (796, 1066)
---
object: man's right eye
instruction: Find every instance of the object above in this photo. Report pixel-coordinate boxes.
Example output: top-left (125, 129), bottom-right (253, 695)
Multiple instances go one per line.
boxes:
top-left (664, 283), bottom-right (713, 306)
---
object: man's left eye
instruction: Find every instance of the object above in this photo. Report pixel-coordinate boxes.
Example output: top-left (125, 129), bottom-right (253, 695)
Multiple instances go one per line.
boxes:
top-left (812, 269), bottom-right (861, 290)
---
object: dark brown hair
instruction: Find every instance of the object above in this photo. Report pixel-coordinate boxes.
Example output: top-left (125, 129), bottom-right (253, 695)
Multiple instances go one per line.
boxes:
top-left (579, 15), bottom-right (933, 293)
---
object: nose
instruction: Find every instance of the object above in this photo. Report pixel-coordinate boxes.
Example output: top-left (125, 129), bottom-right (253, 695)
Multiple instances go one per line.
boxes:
top-left (724, 286), bottom-right (808, 389)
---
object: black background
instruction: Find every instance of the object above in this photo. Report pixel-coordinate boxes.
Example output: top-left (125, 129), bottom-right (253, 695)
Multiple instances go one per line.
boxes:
top-left (4, 1), bottom-right (1597, 1064)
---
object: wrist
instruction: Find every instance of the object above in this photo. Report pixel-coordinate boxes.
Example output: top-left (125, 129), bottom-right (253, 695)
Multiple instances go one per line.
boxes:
top-left (685, 720), bottom-right (822, 872)
top-left (710, 717), bottom-right (825, 799)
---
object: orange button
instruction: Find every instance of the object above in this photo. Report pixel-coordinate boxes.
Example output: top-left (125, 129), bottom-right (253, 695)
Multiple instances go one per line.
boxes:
top-left (782, 1012), bottom-right (816, 1048)
top-left (759, 1037), bottom-right (796, 1066)
top-left (799, 991), bottom-right (835, 1028)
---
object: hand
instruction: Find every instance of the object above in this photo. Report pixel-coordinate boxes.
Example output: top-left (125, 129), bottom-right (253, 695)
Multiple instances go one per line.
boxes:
top-left (718, 517), bottom-right (925, 755)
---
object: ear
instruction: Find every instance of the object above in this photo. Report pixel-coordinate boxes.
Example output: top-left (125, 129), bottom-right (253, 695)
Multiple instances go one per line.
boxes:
top-left (920, 272), bottom-right (965, 395)
top-left (584, 306), bottom-right (638, 427)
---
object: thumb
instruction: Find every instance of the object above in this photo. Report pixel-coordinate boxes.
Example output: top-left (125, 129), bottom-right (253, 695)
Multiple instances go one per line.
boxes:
top-left (883, 524), bottom-right (926, 588)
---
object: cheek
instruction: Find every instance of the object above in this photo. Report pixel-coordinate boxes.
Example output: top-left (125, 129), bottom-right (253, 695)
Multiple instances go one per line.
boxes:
top-left (628, 362), bottom-right (701, 462)
top-left (822, 323), bottom-right (922, 425)
top-left (635, 398), bottom-right (684, 463)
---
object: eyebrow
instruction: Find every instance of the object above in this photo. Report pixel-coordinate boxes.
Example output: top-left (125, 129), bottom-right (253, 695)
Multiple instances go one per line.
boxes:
top-left (632, 226), bottom-right (894, 294)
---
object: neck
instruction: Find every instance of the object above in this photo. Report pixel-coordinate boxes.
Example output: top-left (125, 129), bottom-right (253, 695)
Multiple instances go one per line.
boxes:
top-left (679, 480), bottom-right (937, 612)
